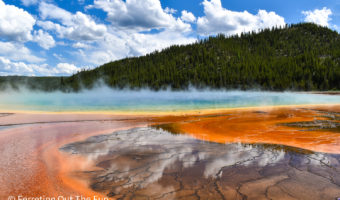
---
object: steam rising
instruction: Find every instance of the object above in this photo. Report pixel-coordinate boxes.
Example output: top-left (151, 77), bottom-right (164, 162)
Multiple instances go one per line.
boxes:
top-left (0, 86), bottom-right (339, 112)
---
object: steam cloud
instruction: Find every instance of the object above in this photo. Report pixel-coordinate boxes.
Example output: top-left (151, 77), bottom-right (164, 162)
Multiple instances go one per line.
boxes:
top-left (0, 86), bottom-right (339, 112)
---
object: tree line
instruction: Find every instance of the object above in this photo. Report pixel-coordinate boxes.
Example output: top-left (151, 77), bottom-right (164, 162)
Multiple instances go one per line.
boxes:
top-left (1, 23), bottom-right (340, 92)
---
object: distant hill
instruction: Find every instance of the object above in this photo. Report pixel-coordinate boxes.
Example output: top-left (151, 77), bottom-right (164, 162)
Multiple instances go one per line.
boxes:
top-left (1, 23), bottom-right (340, 92)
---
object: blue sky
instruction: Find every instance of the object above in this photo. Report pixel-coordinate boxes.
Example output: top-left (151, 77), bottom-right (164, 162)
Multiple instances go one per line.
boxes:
top-left (0, 0), bottom-right (339, 76)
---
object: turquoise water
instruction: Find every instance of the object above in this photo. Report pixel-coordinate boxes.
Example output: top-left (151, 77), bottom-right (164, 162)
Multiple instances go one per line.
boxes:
top-left (0, 88), bottom-right (339, 112)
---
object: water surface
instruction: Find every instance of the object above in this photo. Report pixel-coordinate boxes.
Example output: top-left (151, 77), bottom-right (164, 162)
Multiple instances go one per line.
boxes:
top-left (61, 127), bottom-right (340, 200)
top-left (1, 89), bottom-right (340, 112)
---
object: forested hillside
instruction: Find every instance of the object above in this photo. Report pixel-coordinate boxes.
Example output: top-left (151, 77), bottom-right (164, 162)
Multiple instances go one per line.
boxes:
top-left (1, 23), bottom-right (340, 91)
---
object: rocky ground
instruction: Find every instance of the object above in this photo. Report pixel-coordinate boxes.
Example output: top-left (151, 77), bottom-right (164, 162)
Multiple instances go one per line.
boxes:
top-left (61, 127), bottom-right (340, 200)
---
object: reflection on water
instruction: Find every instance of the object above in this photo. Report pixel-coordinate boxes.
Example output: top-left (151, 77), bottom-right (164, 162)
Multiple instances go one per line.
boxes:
top-left (61, 127), bottom-right (340, 200)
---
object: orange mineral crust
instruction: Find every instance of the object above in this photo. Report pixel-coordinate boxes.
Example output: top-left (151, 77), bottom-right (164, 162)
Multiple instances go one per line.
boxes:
top-left (153, 105), bottom-right (340, 154)
top-left (1, 105), bottom-right (340, 198)
top-left (0, 114), bottom-right (149, 199)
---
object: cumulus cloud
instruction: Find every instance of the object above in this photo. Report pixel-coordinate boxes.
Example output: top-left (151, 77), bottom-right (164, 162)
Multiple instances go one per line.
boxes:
top-left (38, 2), bottom-right (107, 41)
top-left (181, 10), bottom-right (196, 23)
top-left (0, 57), bottom-right (80, 76)
top-left (89, 0), bottom-right (191, 32)
top-left (197, 0), bottom-right (285, 36)
top-left (0, 41), bottom-right (44, 63)
top-left (77, 29), bottom-right (196, 65)
top-left (33, 30), bottom-right (56, 50)
top-left (69, 0), bottom-right (196, 66)
top-left (39, 2), bottom-right (73, 25)
top-left (55, 63), bottom-right (80, 74)
top-left (28, 0), bottom-right (196, 72)
top-left (302, 7), bottom-right (332, 27)
top-left (0, 0), bottom-right (35, 42)
top-left (1, 0), bottom-right (289, 76)
top-left (0, 57), bottom-right (36, 75)
top-left (125, 30), bottom-right (196, 57)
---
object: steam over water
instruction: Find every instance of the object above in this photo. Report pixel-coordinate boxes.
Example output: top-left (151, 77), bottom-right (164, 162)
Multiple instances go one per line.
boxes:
top-left (0, 88), bottom-right (340, 112)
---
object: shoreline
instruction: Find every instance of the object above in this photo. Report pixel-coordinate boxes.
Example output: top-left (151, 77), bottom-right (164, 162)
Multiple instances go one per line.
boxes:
top-left (1, 103), bottom-right (340, 116)
top-left (302, 91), bottom-right (340, 95)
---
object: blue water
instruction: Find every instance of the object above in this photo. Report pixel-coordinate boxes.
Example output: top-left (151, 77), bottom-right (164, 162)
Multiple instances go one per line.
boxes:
top-left (0, 88), bottom-right (339, 112)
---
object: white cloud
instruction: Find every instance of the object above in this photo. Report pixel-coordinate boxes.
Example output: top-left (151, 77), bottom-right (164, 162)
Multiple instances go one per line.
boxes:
top-left (81, 50), bottom-right (114, 66)
top-left (0, 0), bottom-right (35, 42)
top-left (77, 29), bottom-right (196, 65)
top-left (38, 2), bottom-right (107, 41)
top-left (127, 31), bottom-right (196, 57)
top-left (36, 20), bottom-right (59, 30)
top-left (197, 0), bottom-right (285, 36)
top-left (33, 0), bottom-right (196, 72)
top-left (0, 41), bottom-right (44, 63)
top-left (89, 0), bottom-right (191, 32)
top-left (165, 7), bottom-right (177, 14)
top-left (181, 10), bottom-right (196, 23)
top-left (39, 2), bottom-right (73, 25)
top-left (33, 30), bottom-right (56, 50)
top-left (0, 56), bottom-right (35, 75)
top-left (72, 42), bottom-right (91, 49)
top-left (302, 7), bottom-right (332, 27)
top-left (0, 57), bottom-right (80, 76)
top-left (21, 0), bottom-right (38, 6)
top-left (55, 63), bottom-right (80, 74)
